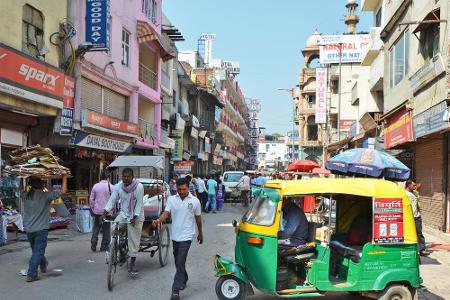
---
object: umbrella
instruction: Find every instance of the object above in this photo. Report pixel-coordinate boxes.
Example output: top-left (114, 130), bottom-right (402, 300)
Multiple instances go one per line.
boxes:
top-left (326, 148), bottom-right (410, 180)
top-left (312, 168), bottom-right (331, 175)
top-left (287, 160), bottom-right (320, 172)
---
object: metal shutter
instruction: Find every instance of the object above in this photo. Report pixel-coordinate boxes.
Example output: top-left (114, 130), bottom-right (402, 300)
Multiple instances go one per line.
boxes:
top-left (103, 87), bottom-right (127, 120)
top-left (81, 78), bottom-right (102, 113)
top-left (415, 138), bottom-right (446, 230)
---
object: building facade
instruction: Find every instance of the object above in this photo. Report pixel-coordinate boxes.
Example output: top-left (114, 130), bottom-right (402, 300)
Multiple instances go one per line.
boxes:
top-left (257, 135), bottom-right (288, 172)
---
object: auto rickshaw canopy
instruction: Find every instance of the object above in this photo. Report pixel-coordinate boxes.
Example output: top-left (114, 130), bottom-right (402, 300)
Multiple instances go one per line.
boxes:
top-left (262, 178), bottom-right (417, 244)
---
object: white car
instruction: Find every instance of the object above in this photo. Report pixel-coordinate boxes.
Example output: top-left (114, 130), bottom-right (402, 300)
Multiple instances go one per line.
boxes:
top-left (137, 178), bottom-right (169, 219)
top-left (222, 171), bottom-right (244, 198)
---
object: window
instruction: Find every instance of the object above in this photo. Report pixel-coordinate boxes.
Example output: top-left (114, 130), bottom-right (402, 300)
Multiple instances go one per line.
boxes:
top-left (420, 23), bottom-right (440, 61)
top-left (389, 29), bottom-right (409, 87)
top-left (142, 0), bottom-right (158, 24)
top-left (375, 7), bottom-right (382, 27)
top-left (22, 5), bottom-right (45, 59)
top-left (307, 116), bottom-right (318, 141)
top-left (121, 28), bottom-right (130, 66)
top-left (242, 195), bottom-right (277, 226)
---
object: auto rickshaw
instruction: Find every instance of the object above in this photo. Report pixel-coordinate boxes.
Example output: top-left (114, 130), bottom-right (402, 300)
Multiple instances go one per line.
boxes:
top-left (214, 178), bottom-right (420, 300)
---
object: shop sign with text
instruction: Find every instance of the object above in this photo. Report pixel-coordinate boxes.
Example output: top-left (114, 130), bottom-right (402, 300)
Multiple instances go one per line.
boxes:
top-left (81, 109), bottom-right (139, 137)
top-left (60, 76), bottom-right (75, 134)
top-left (320, 34), bottom-right (370, 64)
top-left (72, 131), bottom-right (132, 153)
top-left (385, 108), bottom-right (414, 149)
top-left (85, 0), bottom-right (110, 50)
top-left (171, 129), bottom-right (183, 161)
top-left (315, 68), bottom-right (327, 124)
top-left (174, 161), bottom-right (193, 174)
top-left (339, 120), bottom-right (356, 131)
top-left (413, 101), bottom-right (449, 138)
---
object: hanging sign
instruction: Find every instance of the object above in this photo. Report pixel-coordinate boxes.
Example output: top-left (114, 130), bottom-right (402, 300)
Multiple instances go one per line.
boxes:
top-left (85, 0), bottom-right (111, 50)
top-left (315, 68), bottom-right (327, 124)
top-left (373, 198), bottom-right (404, 244)
top-left (319, 34), bottom-right (370, 64)
top-left (174, 161), bottom-right (193, 174)
top-left (60, 76), bottom-right (75, 134)
top-left (171, 129), bottom-right (183, 161)
top-left (385, 108), bottom-right (414, 149)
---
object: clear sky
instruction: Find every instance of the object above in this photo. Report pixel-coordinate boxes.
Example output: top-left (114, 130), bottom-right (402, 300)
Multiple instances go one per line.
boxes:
top-left (163, 0), bottom-right (371, 134)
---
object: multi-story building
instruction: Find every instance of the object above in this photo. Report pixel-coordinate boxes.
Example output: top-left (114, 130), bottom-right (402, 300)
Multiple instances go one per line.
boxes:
top-left (376, 0), bottom-right (450, 233)
top-left (257, 135), bottom-right (288, 172)
top-left (0, 0), bottom-right (73, 205)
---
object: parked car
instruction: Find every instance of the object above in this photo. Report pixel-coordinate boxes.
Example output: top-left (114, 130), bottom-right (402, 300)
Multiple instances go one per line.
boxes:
top-left (222, 171), bottom-right (244, 200)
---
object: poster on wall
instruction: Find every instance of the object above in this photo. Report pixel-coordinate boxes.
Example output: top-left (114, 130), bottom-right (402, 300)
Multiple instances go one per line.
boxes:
top-left (373, 198), bottom-right (404, 244)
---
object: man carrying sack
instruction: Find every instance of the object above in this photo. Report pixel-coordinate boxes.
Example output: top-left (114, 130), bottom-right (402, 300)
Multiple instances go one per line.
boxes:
top-left (104, 168), bottom-right (144, 275)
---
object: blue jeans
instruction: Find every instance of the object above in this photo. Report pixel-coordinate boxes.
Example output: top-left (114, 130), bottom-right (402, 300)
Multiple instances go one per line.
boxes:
top-left (172, 240), bottom-right (192, 292)
top-left (27, 229), bottom-right (48, 277)
top-left (206, 193), bottom-right (217, 212)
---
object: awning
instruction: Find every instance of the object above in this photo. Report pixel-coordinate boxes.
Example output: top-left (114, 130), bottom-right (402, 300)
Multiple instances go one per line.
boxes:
top-left (136, 21), bottom-right (176, 61)
top-left (326, 136), bottom-right (353, 152)
top-left (108, 155), bottom-right (164, 170)
top-left (412, 9), bottom-right (442, 34)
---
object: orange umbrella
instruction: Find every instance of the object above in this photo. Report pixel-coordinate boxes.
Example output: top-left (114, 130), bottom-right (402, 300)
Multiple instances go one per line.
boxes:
top-left (287, 160), bottom-right (319, 172)
top-left (312, 167), bottom-right (331, 175)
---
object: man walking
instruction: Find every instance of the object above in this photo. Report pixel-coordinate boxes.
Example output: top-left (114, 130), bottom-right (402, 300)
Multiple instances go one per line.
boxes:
top-left (195, 174), bottom-right (207, 211)
top-left (236, 172), bottom-right (251, 207)
top-left (23, 173), bottom-right (68, 282)
top-left (89, 170), bottom-right (112, 252)
top-left (104, 168), bottom-right (144, 275)
top-left (153, 177), bottom-right (203, 300)
top-left (405, 180), bottom-right (429, 256)
top-left (205, 175), bottom-right (218, 213)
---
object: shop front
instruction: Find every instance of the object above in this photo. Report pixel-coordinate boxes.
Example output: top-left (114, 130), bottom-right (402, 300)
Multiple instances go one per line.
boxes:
top-left (412, 101), bottom-right (449, 232)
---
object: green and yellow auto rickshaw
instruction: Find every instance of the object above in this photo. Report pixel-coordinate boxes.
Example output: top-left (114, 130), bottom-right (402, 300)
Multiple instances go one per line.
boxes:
top-left (214, 178), bottom-right (421, 300)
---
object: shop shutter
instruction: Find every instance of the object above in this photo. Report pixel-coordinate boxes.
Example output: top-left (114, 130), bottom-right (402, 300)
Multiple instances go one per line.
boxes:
top-left (415, 138), bottom-right (445, 230)
top-left (103, 87), bottom-right (127, 120)
top-left (81, 78), bottom-right (102, 113)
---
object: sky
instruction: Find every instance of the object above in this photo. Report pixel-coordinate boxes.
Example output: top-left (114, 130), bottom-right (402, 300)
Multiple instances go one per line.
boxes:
top-left (163, 0), bottom-right (371, 134)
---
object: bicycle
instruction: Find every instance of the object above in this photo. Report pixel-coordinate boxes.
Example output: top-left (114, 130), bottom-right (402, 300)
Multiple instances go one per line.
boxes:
top-left (104, 217), bottom-right (130, 291)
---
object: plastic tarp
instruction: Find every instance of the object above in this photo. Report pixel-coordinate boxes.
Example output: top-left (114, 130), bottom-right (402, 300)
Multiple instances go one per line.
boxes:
top-left (108, 156), bottom-right (165, 171)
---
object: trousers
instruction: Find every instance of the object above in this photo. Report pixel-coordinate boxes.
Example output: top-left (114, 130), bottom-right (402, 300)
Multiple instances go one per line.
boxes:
top-left (91, 214), bottom-right (111, 249)
top-left (172, 240), bottom-right (192, 292)
top-left (415, 216), bottom-right (426, 252)
top-left (27, 229), bottom-right (48, 277)
top-left (113, 214), bottom-right (143, 257)
top-left (206, 193), bottom-right (217, 212)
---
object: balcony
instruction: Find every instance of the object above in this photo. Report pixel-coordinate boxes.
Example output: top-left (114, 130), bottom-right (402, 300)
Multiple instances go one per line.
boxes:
top-left (300, 140), bottom-right (322, 147)
top-left (361, 27), bottom-right (383, 66)
top-left (300, 68), bottom-right (316, 84)
top-left (141, 0), bottom-right (158, 25)
top-left (361, 0), bottom-right (381, 11)
top-left (138, 118), bottom-right (156, 141)
top-left (139, 63), bottom-right (158, 90)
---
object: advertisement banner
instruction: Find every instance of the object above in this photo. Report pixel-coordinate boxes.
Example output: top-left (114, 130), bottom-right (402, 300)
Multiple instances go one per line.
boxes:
top-left (385, 108), bottom-right (414, 149)
top-left (315, 68), bottom-right (327, 124)
top-left (0, 43), bottom-right (67, 108)
top-left (413, 101), bottom-right (449, 139)
top-left (171, 129), bottom-right (183, 161)
top-left (320, 34), bottom-right (370, 64)
top-left (71, 131), bottom-right (132, 153)
top-left (81, 109), bottom-right (139, 137)
top-left (373, 198), bottom-right (404, 244)
top-left (85, 0), bottom-right (110, 50)
top-left (60, 77), bottom-right (75, 134)
top-left (174, 161), bottom-right (193, 174)
top-left (339, 120), bottom-right (356, 131)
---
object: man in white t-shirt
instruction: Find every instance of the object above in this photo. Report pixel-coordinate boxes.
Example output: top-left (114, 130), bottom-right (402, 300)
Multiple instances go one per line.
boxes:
top-left (153, 177), bottom-right (203, 300)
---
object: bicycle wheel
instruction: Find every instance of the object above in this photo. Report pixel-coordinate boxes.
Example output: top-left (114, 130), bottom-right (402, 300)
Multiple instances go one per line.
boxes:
top-left (158, 225), bottom-right (170, 267)
top-left (107, 237), bottom-right (118, 291)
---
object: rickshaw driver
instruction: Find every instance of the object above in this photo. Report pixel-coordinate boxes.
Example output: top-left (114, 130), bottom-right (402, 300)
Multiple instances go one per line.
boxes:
top-left (104, 168), bottom-right (144, 276)
top-left (278, 197), bottom-right (309, 250)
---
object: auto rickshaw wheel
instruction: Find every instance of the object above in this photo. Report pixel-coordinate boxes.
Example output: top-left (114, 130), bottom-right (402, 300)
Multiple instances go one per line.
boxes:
top-left (215, 275), bottom-right (247, 300)
top-left (158, 225), bottom-right (170, 267)
top-left (378, 284), bottom-right (414, 300)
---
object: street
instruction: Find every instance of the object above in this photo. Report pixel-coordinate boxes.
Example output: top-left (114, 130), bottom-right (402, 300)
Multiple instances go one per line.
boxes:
top-left (0, 204), bottom-right (448, 300)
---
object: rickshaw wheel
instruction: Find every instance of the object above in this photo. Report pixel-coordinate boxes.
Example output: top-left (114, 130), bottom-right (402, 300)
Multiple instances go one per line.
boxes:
top-left (158, 225), bottom-right (170, 267)
top-left (378, 284), bottom-right (414, 300)
top-left (215, 275), bottom-right (247, 300)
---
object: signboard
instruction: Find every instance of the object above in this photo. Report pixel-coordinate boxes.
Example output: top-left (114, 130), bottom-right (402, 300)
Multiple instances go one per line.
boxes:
top-left (410, 53), bottom-right (445, 94)
top-left (81, 109), bottom-right (139, 137)
top-left (191, 127), bottom-right (198, 139)
top-left (385, 108), bottom-right (414, 149)
top-left (213, 155), bottom-right (223, 165)
top-left (221, 60), bottom-right (240, 74)
top-left (60, 77), bottom-right (75, 134)
top-left (315, 68), bottom-right (327, 124)
top-left (72, 131), bottom-right (132, 153)
top-left (204, 137), bottom-right (211, 153)
top-left (171, 129), bottom-right (183, 161)
top-left (373, 198), bottom-right (404, 244)
top-left (191, 115), bottom-right (200, 128)
top-left (339, 120), bottom-right (356, 131)
top-left (0, 43), bottom-right (67, 109)
top-left (319, 34), bottom-right (370, 64)
top-left (174, 161), bottom-right (193, 174)
top-left (85, 0), bottom-right (110, 50)
top-left (413, 101), bottom-right (449, 138)
top-left (214, 106), bottom-right (222, 122)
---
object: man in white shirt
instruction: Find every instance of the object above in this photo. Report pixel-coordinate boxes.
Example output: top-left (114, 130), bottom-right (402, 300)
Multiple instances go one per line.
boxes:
top-left (195, 174), bottom-right (207, 211)
top-left (153, 177), bottom-right (203, 300)
top-left (237, 172), bottom-right (251, 207)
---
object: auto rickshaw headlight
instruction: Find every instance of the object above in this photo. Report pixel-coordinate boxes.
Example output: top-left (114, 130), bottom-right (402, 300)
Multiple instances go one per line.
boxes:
top-left (247, 236), bottom-right (264, 245)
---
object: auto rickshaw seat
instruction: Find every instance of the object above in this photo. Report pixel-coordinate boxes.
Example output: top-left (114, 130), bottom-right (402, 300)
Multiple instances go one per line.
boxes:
top-left (284, 252), bottom-right (316, 264)
top-left (329, 240), bottom-right (362, 263)
top-left (279, 244), bottom-right (316, 257)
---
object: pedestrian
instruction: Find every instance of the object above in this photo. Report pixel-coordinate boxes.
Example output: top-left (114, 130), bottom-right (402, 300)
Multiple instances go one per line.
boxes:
top-left (196, 174), bottom-right (207, 211)
top-left (104, 168), bottom-right (144, 275)
top-left (236, 172), bottom-right (251, 207)
top-left (185, 175), bottom-right (197, 197)
top-left (216, 179), bottom-right (225, 211)
top-left (405, 180), bottom-right (430, 257)
top-left (152, 177), bottom-right (203, 300)
top-left (23, 173), bottom-right (68, 282)
top-left (205, 175), bottom-right (218, 213)
top-left (89, 170), bottom-right (113, 252)
top-left (170, 175), bottom-right (178, 196)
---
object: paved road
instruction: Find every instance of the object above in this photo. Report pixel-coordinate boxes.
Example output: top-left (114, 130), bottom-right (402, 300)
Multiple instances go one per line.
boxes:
top-left (0, 204), bottom-right (448, 300)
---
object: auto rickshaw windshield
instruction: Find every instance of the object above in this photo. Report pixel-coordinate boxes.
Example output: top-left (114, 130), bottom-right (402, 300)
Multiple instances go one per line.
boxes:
top-left (243, 189), bottom-right (280, 226)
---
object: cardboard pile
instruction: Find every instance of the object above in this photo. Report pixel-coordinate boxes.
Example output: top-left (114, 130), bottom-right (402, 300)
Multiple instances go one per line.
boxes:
top-left (5, 145), bottom-right (70, 178)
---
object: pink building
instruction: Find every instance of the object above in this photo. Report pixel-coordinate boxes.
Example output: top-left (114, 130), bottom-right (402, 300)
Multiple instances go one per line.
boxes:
top-left (67, 0), bottom-right (173, 189)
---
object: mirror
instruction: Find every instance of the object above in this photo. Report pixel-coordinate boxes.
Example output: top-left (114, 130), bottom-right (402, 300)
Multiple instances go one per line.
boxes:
top-left (232, 219), bottom-right (237, 227)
